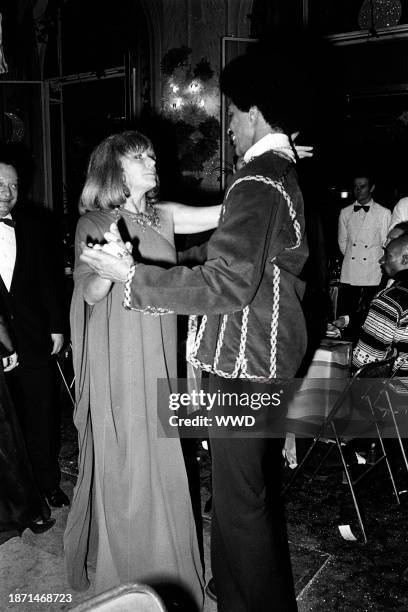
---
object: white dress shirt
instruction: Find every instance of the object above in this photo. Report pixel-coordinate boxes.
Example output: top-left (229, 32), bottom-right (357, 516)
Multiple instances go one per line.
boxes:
top-left (338, 200), bottom-right (391, 286)
top-left (0, 214), bottom-right (16, 290)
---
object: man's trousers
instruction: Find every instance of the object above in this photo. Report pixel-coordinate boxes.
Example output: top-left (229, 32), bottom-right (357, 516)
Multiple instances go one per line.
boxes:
top-left (208, 374), bottom-right (297, 612)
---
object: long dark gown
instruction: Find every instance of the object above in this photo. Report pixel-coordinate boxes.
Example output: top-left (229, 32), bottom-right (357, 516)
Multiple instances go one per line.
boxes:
top-left (0, 308), bottom-right (50, 544)
top-left (64, 209), bottom-right (204, 609)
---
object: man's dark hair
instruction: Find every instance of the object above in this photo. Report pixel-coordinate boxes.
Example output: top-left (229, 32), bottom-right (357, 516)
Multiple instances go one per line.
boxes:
top-left (393, 221), bottom-right (408, 234)
top-left (353, 172), bottom-right (374, 186)
top-left (220, 52), bottom-right (304, 134)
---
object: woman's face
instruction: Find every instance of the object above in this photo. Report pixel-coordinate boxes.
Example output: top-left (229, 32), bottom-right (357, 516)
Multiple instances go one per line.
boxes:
top-left (121, 148), bottom-right (157, 197)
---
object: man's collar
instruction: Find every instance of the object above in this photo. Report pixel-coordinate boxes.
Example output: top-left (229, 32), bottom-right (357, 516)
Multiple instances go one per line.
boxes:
top-left (243, 133), bottom-right (295, 165)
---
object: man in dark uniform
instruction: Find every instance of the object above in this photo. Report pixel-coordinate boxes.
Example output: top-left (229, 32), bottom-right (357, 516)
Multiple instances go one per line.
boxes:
top-left (0, 148), bottom-right (69, 508)
top-left (80, 53), bottom-right (308, 611)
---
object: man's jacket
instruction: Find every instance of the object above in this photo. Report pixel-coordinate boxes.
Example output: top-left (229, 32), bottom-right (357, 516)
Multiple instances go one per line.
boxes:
top-left (125, 150), bottom-right (308, 379)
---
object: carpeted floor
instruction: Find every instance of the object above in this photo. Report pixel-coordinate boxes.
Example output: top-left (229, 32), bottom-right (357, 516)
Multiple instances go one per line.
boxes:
top-left (284, 439), bottom-right (408, 611)
top-left (57, 385), bottom-right (408, 611)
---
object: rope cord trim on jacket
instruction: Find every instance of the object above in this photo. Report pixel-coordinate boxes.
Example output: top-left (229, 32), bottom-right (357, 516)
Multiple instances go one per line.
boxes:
top-left (187, 174), bottom-right (300, 379)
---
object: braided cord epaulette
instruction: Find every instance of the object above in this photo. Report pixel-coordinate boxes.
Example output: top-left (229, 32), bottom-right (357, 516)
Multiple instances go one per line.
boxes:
top-left (226, 175), bottom-right (301, 249)
top-left (123, 263), bottom-right (173, 316)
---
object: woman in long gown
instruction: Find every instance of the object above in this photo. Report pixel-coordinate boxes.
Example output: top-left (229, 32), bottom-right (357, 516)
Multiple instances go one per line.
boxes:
top-left (64, 131), bottom-right (220, 609)
top-left (0, 298), bottom-right (54, 543)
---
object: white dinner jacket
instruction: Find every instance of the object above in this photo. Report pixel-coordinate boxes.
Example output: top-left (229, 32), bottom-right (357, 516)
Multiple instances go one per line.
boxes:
top-left (338, 200), bottom-right (391, 286)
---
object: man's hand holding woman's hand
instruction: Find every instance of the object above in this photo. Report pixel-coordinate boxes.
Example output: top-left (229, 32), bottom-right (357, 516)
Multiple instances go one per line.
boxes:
top-left (80, 223), bottom-right (134, 283)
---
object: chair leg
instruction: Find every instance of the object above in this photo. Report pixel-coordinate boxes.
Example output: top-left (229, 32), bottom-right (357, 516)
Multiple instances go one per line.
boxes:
top-left (371, 411), bottom-right (400, 505)
top-left (307, 442), bottom-right (336, 482)
top-left (386, 392), bottom-right (408, 475)
top-left (55, 358), bottom-right (76, 409)
top-left (332, 422), bottom-right (367, 543)
top-left (282, 435), bottom-right (322, 495)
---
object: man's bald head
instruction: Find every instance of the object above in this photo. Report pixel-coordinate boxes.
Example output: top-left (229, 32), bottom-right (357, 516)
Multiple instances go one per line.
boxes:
top-left (381, 234), bottom-right (408, 278)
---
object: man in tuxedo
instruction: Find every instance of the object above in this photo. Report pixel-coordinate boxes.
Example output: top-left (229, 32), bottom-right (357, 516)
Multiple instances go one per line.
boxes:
top-left (0, 149), bottom-right (69, 508)
top-left (337, 173), bottom-right (390, 340)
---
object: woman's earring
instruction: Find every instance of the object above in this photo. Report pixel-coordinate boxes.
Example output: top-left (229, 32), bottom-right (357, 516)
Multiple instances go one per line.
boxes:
top-left (123, 184), bottom-right (130, 198)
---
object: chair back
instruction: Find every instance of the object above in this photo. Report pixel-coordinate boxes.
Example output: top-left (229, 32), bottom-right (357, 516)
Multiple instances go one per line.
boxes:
top-left (69, 583), bottom-right (167, 612)
top-left (325, 348), bottom-right (398, 438)
top-left (351, 347), bottom-right (398, 406)
top-left (353, 347), bottom-right (398, 380)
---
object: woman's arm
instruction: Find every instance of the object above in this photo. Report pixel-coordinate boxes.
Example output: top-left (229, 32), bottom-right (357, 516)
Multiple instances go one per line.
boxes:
top-left (74, 217), bottom-right (114, 305)
top-left (157, 202), bottom-right (221, 234)
top-left (82, 274), bottom-right (112, 306)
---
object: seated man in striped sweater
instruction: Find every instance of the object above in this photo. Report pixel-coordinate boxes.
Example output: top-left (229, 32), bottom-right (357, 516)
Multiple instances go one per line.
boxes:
top-left (353, 234), bottom-right (408, 374)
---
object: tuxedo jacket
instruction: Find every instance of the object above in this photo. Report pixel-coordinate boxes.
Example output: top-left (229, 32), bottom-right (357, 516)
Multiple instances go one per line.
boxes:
top-left (0, 205), bottom-right (65, 367)
top-left (0, 294), bottom-right (14, 359)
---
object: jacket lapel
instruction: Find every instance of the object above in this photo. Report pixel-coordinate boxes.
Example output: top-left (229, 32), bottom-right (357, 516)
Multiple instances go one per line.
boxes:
top-left (9, 215), bottom-right (23, 292)
top-left (0, 273), bottom-right (8, 298)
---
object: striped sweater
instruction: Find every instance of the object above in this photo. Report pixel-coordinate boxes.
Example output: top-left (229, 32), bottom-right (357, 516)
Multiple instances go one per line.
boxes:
top-left (353, 271), bottom-right (408, 373)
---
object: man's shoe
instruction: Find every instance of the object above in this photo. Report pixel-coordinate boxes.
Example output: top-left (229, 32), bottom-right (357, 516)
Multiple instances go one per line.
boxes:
top-left (44, 487), bottom-right (70, 508)
top-left (205, 578), bottom-right (217, 602)
top-left (28, 517), bottom-right (56, 534)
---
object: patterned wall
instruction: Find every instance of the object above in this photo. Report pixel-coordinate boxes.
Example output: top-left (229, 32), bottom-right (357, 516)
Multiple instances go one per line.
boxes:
top-left (162, 0), bottom-right (189, 57)
top-left (160, 0), bottom-right (253, 79)
top-left (189, 0), bottom-right (226, 76)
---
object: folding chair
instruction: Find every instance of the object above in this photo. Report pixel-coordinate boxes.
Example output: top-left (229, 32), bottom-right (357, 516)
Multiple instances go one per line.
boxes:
top-left (69, 583), bottom-right (167, 611)
top-left (368, 364), bottom-right (408, 478)
top-left (283, 347), bottom-right (399, 543)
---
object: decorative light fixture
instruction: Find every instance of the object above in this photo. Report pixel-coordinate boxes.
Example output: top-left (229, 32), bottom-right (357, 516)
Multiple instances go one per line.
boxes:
top-left (358, 0), bottom-right (402, 31)
top-left (189, 81), bottom-right (201, 93)
top-left (173, 97), bottom-right (183, 109)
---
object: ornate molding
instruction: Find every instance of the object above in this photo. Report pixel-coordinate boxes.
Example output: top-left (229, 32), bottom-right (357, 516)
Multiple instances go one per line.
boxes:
top-left (326, 23), bottom-right (408, 46)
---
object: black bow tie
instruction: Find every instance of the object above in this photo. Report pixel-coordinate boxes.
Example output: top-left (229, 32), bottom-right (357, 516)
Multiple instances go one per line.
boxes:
top-left (354, 205), bottom-right (370, 213)
top-left (0, 217), bottom-right (15, 227)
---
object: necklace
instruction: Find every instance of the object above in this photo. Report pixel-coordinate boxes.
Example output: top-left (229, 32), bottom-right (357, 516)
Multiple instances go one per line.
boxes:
top-left (113, 202), bottom-right (160, 232)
